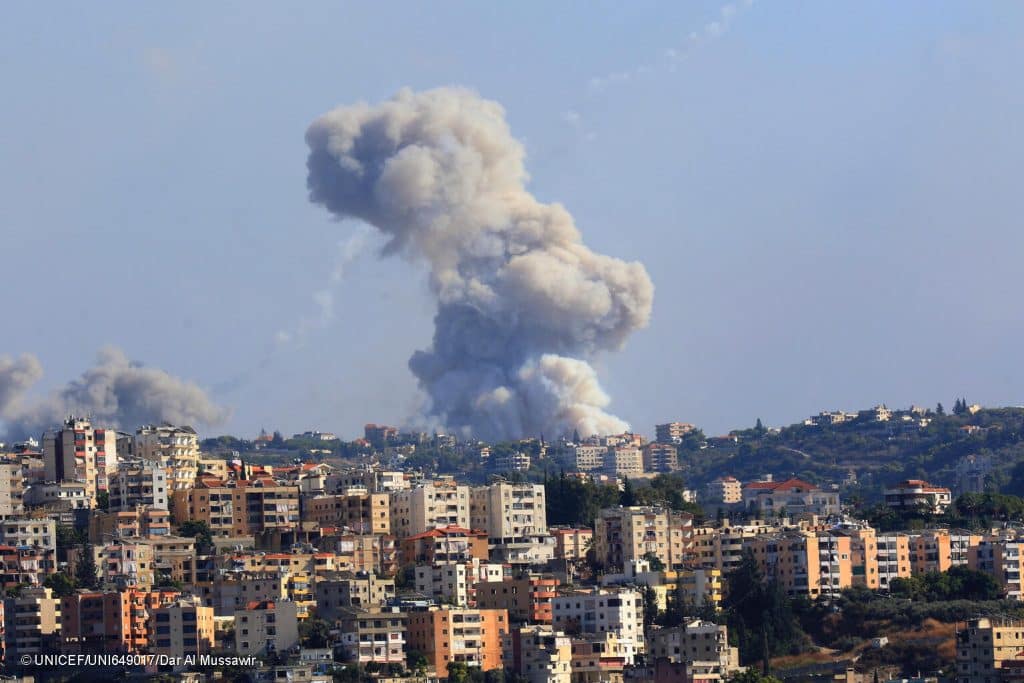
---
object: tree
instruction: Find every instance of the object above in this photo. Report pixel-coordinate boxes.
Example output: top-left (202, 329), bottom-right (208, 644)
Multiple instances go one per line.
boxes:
top-left (643, 584), bottom-right (660, 627)
top-left (642, 552), bottom-right (665, 572)
top-left (755, 418), bottom-right (765, 434)
top-left (178, 520), bottom-right (214, 550)
top-left (727, 669), bottom-right (784, 683)
top-left (43, 572), bottom-right (77, 597)
top-left (936, 402), bottom-right (945, 416)
top-left (406, 650), bottom-right (428, 675)
top-left (74, 544), bottom-right (99, 589)
top-left (95, 491), bottom-right (110, 511)
top-left (620, 477), bottom-right (638, 507)
top-left (300, 617), bottom-right (332, 648)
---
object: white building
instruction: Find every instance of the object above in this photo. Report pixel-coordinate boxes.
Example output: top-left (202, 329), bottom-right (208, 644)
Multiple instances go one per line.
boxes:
top-left (551, 588), bottom-right (645, 661)
top-left (109, 461), bottom-right (168, 511)
top-left (135, 424), bottom-right (200, 491)
top-left (389, 482), bottom-right (471, 539)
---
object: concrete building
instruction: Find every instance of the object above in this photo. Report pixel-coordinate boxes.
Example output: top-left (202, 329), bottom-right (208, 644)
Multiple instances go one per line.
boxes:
top-left (337, 608), bottom-right (408, 666)
top-left (551, 527), bottom-right (593, 562)
top-left (43, 417), bottom-right (117, 501)
top-left (648, 620), bottom-right (740, 675)
top-left (642, 443), bottom-right (679, 473)
top-left (315, 572), bottom-right (396, 621)
top-left (135, 424), bottom-right (200, 491)
top-left (705, 477), bottom-right (742, 505)
top-left (24, 481), bottom-right (91, 511)
top-left (594, 507), bottom-right (693, 572)
top-left (301, 491), bottom-right (390, 534)
top-left (956, 617), bottom-right (1024, 683)
top-left (60, 589), bottom-right (179, 653)
top-left (109, 461), bottom-right (168, 511)
top-left (741, 478), bottom-right (841, 517)
top-left (0, 463), bottom-right (25, 518)
top-left (747, 532), bottom-right (853, 598)
top-left (389, 482), bottom-right (471, 539)
top-left (406, 606), bottom-right (509, 678)
top-left (503, 625), bottom-right (573, 683)
top-left (235, 600), bottom-right (300, 656)
top-left (415, 560), bottom-right (504, 608)
top-left (551, 588), bottom-right (645, 658)
top-left (3, 587), bottom-right (60, 665)
top-left (604, 446), bottom-right (644, 477)
top-left (573, 445), bottom-right (606, 472)
top-left (171, 476), bottom-right (300, 537)
top-left (656, 423), bottom-right (696, 444)
top-left (475, 574), bottom-right (560, 624)
top-left (149, 596), bottom-right (215, 664)
top-left (884, 480), bottom-right (953, 514)
top-left (400, 525), bottom-right (490, 566)
top-left (0, 516), bottom-right (56, 553)
top-left (470, 482), bottom-right (549, 564)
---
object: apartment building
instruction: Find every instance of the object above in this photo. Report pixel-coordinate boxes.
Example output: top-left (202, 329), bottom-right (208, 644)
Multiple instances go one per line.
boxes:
top-left (956, 617), bottom-right (1024, 683)
top-left (337, 608), bottom-right (408, 666)
top-left (60, 588), bottom-right (179, 653)
top-left (741, 478), bottom-right (841, 517)
top-left (301, 491), bottom-right (390, 534)
top-left (642, 443), bottom-right (678, 473)
top-left (875, 533), bottom-right (913, 589)
top-left (971, 540), bottom-right (1024, 600)
top-left (406, 606), bottom-right (509, 678)
top-left (194, 572), bottom-right (288, 616)
top-left (389, 482), bottom-right (471, 539)
top-left (691, 519), bottom-right (781, 572)
top-left (551, 527), bottom-right (593, 562)
top-left (88, 507), bottom-right (171, 542)
top-left (604, 446), bottom-right (644, 477)
top-left (315, 572), bottom-right (396, 621)
top-left (475, 574), bottom-right (559, 624)
top-left (573, 445), bottom-right (606, 472)
top-left (171, 476), bottom-right (300, 536)
top-left (503, 625), bottom-right (573, 683)
top-left (655, 422), bottom-right (696, 444)
top-left (551, 588), bottom-right (645, 657)
top-left (135, 424), bottom-right (200, 491)
top-left (109, 461), bottom-right (168, 511)
top-left (747, 532), bottom-right (853, 598)
top-left (0, 463), bottom-right (25, 518)
top-left (400, 525), bottom-right (489, 565)
top-left (0, 516), bottom-right (56, 552)
top-left (648, 620), bottom-right (740, 674)
top-left (2, 586), bottom-right (60, 666)
top-left (415, 560), bottom-right (504, 608)
top-left (594, 507), bottom-right (693, 572)
top-left (43, 416), bottom-right (117, 500)
top-left (316, 531), bottom-right (399, 578)
top-left (705, 477), bottom-right (742, 505)
top-left (884, 479), bottom-right (953, 514)
top-left (470, 482), bottom-right (549, 563)
top-left (235, 600), bottom-right (300, 656)
top-left (24, 481), bottom-right (91, 512)
top-left (149, 596), bottom-right (215, 665)
top-left (327, 468), bottom-right (409, 494)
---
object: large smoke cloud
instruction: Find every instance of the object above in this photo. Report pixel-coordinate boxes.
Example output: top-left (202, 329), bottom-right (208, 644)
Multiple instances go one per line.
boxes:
top-left (0, 346), bottom-right (229, 440)
top-left (305, 87), bottom-right (654, 441)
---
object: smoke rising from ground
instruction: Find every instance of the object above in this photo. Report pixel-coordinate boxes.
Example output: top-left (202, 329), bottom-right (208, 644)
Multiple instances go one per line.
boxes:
top-left (305, 87), bottom-right (653, 441)
top-left (0, 347), bottom-right (229, 440)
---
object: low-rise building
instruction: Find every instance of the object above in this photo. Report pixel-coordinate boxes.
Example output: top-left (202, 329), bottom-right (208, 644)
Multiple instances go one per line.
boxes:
top-left (705, 477), bottom-right (742, 505)
top-left (956, 617), bottom-right (1024, 683)
top-left (406, 606), bottom-right (509, 678)
top-left (337, 608), bottom-right (408, 666)
top-left (235, 600), bottom-right (300, 657)
top-left (885, 480), bottom-right (953, 514)
top-left (648, 620), bottom-right (740, 676)
top-left (149, 596), bottom-right (215, 667)
top-left (475, 574), bottom-right (559, 623)
top-left (2, 586), bottom-right (61, 666)
top-left (503, 625), bottom-right (573, 683)
top-left (741, 478), bottom-right (841, 517)
top-left (315, 571), bottom-right (395, 622)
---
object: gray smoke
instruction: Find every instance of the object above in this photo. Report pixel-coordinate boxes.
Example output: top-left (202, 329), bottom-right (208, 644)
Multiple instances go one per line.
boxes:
top-left (0, 346), bottom-right (229, 440)
top-left (305, 87), bottom-right (654, 441)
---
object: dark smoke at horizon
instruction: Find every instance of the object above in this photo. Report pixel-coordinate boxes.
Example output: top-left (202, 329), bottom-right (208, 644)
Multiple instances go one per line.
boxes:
top-left (305, 87), bottom-right (654, 441)
top-left (0, 346), bottom-right (230, 440)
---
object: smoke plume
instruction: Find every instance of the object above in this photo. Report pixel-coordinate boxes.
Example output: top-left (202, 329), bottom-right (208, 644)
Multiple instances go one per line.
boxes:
top-left (0, 346), bottom-right (229, 440)
top-left (305, 87), bottom-right (654, 441)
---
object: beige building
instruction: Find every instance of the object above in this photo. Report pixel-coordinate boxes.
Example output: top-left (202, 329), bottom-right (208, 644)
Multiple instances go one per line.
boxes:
top-left (301, 491), bottom-right (389, 534)
top-left (503, 625), bottom-right (572, 683)
top-left (594, 506), bottom-right (692, 571)
top-left (43, 417), bottom-right (117, 501)
top-left (885, 479), bottom-right (953, 514)
top-left (642, 443), bottom-right (678, 473)
top-left (109, 461), bottom-right (168, 511)
top-left (338, 608), bottom-right (408, 666)
top-left (389, 482), bottom-right (470, 539)
top-left (135, 424), bottom-right (200, 491)
top-left (572, 445), bottom-right (606, 472)
top-left (235, 600), bottom-right (300, 656)
top-left (604, 446), bottom-right (644, 476)
top-left (747, 532), bottom-right (853, 598)
top-left (956, 617), bottom-right (1024, 683)
top-left (705, 477), bottom-right (742, 504)
top-left (648, 620), bottom-right (740, 675)
top-left (172, 476), bottom-right (300, 536)
top-left (2, 586), bottom-right (61, 665)
top-left (470, 482), bottom-right (549, 563)
top-left (149, 596), bottom-right (214, 665)
top-left (315, 572), bottom-right (396, 621)
top-left (655, 422), bottom-right (696, 443)
top-left (0, 463), bottom-right (25, 519)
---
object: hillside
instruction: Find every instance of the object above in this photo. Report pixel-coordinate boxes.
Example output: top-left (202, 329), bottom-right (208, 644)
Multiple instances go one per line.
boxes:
top-left (680, 406), bottom-right (1024, 501)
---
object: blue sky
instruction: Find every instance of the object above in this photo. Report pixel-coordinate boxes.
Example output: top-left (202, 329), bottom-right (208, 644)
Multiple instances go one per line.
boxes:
top-left (2, 1), bottom-right (1023, 439)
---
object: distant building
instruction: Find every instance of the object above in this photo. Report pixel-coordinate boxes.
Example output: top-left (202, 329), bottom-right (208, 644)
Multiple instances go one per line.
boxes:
top-left (604, 446), bottom-right (644, 477)
top-left (0, 463), bottom-right (25, 519)
top-left (655, 423), bottom-right (696, 444)
top-left (390, 482), bottom-right (471, 539)
top-left (235, 600), bottom-right (300, 657)
top-left (642, 443), bottom-right (678, 473)
top-left (503, 625), bottom-right (573, 683)
top-left (956, 454), bottom-right (992, 495)
top-left (109, 461), bottom-right (168, 511)
top-left (149, 596), bottom-right (215, 668)
top-left (741, 477), bottom-right (841, 517)
top-left (884, 480), bottom-right (952, 514)
top-left (705, 477), bottom-right (742, 504)
top-left (647, 620), bottom-right (740, 675)
top-left (551, 588), bottom-right (645, 660)
top-left (956, 617), bottom-right (1024, 683)
top-left (43, 416), bottom-right (117, 502)
top-left (2, 586), bottom-right (61, 666)
top-left (135, 424), bottom-right (200, 491)
top-left (364, 424), bottom-right (398, 446)
top-left (406, 606), bottom-right (509, 678)
top-left (594, 507), bottom-right (693, 572)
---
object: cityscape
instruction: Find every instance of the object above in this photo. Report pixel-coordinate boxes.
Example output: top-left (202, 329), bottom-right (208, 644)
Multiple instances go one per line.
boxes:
top-left (3, 3), bottom-right (1023, 683)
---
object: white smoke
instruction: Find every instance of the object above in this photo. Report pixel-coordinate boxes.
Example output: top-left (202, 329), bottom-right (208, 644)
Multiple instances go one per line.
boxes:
top-left (0, 347), bottom-right (229, 439)
top-left (305, 87), bottom-right (653, 441)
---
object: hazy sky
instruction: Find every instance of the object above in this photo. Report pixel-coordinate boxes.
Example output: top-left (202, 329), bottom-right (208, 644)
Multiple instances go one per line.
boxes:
top-left (2, 1), bottom-right (1023, 440)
